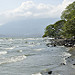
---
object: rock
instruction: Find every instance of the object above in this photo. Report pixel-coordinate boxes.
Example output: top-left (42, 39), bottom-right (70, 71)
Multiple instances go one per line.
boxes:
top-left (60, 63), bottom-right (65, 65)
top-left (53, 44), bottom-right (56, 47)
top-left (48, 71), bottom-right (52, 74)
top-left (46, 43), bottom-right (51, 47)
top-left (73, 64), bottom-right (75, 65)
top-left (64, 43), bottom-right (74, 47)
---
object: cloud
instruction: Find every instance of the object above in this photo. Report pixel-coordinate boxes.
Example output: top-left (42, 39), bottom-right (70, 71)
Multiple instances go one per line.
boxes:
top-left (0, 0), bottom-right (75, 25)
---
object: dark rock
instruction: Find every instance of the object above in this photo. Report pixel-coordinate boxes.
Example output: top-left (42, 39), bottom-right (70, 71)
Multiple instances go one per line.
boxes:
top-left (68, 57), bottom-right (69, 58)
top-left (46, 43), bottom-right (51, 47)
top-left (64, 43), bottom-right (74, 47)
top-left (51, 43), bottom-right (56, 47)
top-left (53, 44), bottom-right (56, 47)
top-left (60, 63), bottom-right (65, 65)
top-left (63, 39), bottom-right (75, 47)
top-left (73, 64), bottom-right (75, 65)
top-left (48, 71), bottom-right (52, 74)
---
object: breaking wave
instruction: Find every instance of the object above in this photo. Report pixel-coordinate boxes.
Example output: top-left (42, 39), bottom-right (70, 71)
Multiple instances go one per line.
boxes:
top-left (0, 55), bottom-right (26, 65)
top-left (4, 46), bottom-right (15, 50)
top-left (32, 73), bottom-right (42, 75)
top-left (0, 51), bottom-right (7, 55)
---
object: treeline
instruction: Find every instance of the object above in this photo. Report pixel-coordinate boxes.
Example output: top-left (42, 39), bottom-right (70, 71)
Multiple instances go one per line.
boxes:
top-left (43, 1), bottom-right (75, 38)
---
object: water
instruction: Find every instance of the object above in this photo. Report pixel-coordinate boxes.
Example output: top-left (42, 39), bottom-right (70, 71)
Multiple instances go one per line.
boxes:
top-left (0, 38), bottom-right (70, 75)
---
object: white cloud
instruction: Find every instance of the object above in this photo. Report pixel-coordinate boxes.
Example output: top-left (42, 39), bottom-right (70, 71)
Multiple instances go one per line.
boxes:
top-left (0, 0), bottom-right (75, 25)
top-left (20, 1), bottom-right (35, 10)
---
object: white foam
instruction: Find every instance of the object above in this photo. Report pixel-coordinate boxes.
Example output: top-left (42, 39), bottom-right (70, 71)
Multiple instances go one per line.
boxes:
top-left (0, 51), bottom-right (7, 55)
top-left (36, 43), bottom-right (41, 45)
top-left (62, 58), bottom-right (67, 65)
top-left (35, 49), bottom-right (42, 51)
top-left (24, 38), bottom-right (43, 41)
top-left (8, 38), bottom-right (13, 41)
top-left (24, 38), bottom-right (35, 40)
top-left (32, 73), bottom-right (42, 75)
top-left (4, 46), bottom-right (15, 50)
top-left (63, 52), bottom-right (71, 58)
top-left (34, 48), bottom-right (45, 51)
top-left (28, 45), bottom-right (35, 47)
top-left (0, 55), bottom-right (26, 65)
top-left (9, 55), bottom-right (26, 62)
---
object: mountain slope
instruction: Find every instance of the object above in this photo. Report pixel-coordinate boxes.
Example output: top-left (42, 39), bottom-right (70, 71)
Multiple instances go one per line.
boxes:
top-left (0, 18), bottom-right (59, 37)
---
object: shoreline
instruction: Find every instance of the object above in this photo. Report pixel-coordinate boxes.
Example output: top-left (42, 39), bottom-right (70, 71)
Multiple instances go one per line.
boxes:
top-left (44, 47), bottom-right (75, 75)
top-left (32, 38), bottom-right (75, 75)
top-left (32, 47), bottom-right (75, 75)
top-left (67, 47), bottom-right (75, 65)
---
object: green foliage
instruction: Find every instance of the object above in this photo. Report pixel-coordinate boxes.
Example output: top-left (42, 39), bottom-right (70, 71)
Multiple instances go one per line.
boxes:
top-left (43, 20), bottom-right (66, 38)
top-left (43, 24), bottom-right (55, 37)
top-left (53, 20), bottom-right (66, 37)
top-left (61, 1), bottom-right (75, 20)
top-left (62, 18), bottom-right (75, 38)
top-left (61, 1), bottom-right (75, 38)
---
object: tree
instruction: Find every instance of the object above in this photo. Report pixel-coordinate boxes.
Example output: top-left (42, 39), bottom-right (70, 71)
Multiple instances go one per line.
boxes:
top-left (43, 24), bottom-right (55, 37)
top-left (54, 20), bottom-right (66, 36)
top-left (43, 20), bottom-right (66, 38)
top-left (62, 18), bottom-right (75, 38)
top-left (61, 1), bottom-right (75, 38)
top-left (61, 1), bottom-right (75, 20)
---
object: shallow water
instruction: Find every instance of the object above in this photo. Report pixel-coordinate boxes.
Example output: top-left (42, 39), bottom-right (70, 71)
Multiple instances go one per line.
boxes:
top-left (0, 38), bottom-right (71, 75)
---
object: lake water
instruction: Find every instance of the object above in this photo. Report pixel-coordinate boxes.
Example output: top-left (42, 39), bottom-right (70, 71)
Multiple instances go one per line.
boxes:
top-left (0, 38), bottom-right (71, 75)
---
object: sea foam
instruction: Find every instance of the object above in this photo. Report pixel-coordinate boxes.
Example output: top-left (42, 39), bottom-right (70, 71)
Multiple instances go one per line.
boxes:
top-left (4, 46), bottom-right (15, 50)
top-left (63, 52), bottom-right (71, 58)
top-left (32, 73), bottom-right (42, 75)
top-left (0, 51), bottom-right (7, 55)
top-left (0, 55), bottom-right (26, 65)
top-left (8, 55), bottom-right (26, 62)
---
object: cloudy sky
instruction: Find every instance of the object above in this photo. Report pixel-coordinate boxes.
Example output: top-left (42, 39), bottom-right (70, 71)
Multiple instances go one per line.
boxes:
top-left (0, 0), bottom-right (74, 36)
top-left (0, 0), bottom-right (75, 25)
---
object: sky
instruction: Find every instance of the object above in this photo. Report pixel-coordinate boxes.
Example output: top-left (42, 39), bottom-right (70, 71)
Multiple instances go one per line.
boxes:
top-left (0, 0), bottom-right (74, 36)
top-left (0, 0), bottom-right (74, 25)
top-left (0, 0), bottom-right (63, 12)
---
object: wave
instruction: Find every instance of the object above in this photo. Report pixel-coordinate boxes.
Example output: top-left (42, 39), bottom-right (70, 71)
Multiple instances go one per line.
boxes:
top-left (24, 38), bottom-right (43, 41)
top-left (33, 48), bottom-right (45, 51)
top-left (63, 52), bottom-right (71, 58)
top-left (0, 51), bottom-right (7, 55)
top-left (4, 46), bottom-right (15, 50)
top-left (24, 38), bottom-right (36, 41)
top-left (8, 55), bottom-right (26, 62)
top-left (7, 38), bottom-right (13, 41)
top-left (28, 45), bottom-right (35, 47)
top-left (32, 73), bottom-right (42, 75)
top-left (0, 55), bottom-right (26, 65)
